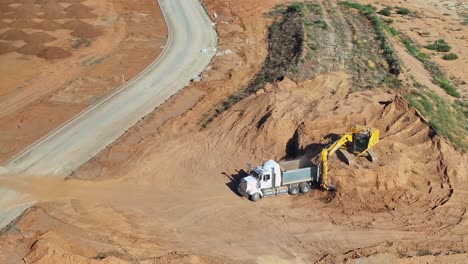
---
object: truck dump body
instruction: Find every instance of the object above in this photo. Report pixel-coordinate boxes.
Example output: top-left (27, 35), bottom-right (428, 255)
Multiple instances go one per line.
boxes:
top-left (280, 159), bottom-right (320, 185)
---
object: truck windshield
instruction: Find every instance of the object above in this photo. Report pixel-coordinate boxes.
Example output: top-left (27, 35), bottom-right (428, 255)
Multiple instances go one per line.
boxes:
top-left (251, 171), bottom-right (261, 180)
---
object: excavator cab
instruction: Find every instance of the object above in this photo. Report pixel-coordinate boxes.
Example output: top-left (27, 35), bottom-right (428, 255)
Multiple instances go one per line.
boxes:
top-left (352, 131), bottom-right (371, 154)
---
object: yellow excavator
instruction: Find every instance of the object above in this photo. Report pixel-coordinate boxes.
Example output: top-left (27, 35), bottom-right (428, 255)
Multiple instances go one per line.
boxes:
top-left (320, 125), bottom-right (379, 191)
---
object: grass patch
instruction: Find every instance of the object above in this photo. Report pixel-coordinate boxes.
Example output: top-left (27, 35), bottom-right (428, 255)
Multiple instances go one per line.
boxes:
top-left (404, 88), bottom-right (467, 151)
top-left (402, 38), bottom-right (459, 97)
top-left (403, 38), bottom-right (428, 60)
top-left (396, 8), bottom-right (412, 15)
top-left (378, 7), bottom-right (391, 16)
top-left (340, 1), bottom-right (400, 76)
top-left (425, 39), bottom-right (451, 52)
top-left (433, 75), bottom-right (460, 97)
top-left (383, 24), bottom-right (399, 36)
top-left (442, 53), bottom-right (458, 60)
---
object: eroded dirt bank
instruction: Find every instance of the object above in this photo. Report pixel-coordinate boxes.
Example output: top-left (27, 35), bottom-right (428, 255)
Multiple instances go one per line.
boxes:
top-left (0, 0), bottom-right (167, 163)
top-left (0, 0), bottom-right (467, 263)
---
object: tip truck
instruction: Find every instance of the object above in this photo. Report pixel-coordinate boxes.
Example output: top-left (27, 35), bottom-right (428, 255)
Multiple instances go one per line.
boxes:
top-left (237, 159), bottom-right (320, 202)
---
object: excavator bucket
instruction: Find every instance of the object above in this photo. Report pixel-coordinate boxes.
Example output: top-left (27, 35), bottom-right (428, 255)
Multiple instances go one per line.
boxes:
top-left (326, 184), bottom-right (336, 192)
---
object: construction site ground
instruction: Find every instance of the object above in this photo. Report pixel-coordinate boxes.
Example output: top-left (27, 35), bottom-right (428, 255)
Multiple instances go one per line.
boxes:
top-left (1, 0), bottom-right (467, 263)
top-left (0, 0), bottom-right (167, 163)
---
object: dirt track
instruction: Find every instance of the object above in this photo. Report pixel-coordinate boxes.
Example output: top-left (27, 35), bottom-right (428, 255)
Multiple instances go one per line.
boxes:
top-left (1, 0), bottom-right (467, 263)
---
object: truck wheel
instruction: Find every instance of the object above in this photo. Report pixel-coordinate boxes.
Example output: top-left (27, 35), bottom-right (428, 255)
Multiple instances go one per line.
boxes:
top-left (288, 185), bottom-right (299, 196)
top-left (250, 193), bottom-right (261, 202)
top-left (300, 182), bottom-right (310, 193)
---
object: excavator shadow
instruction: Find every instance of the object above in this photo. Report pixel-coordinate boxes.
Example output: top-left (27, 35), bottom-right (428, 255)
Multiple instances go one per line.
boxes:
top-left (283, 132), bottom-right (346, 163)
top-left (224, 169), bottom-right (249, 196)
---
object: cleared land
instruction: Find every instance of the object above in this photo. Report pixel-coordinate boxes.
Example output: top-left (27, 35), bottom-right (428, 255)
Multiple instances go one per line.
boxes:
top-left (0, 0), bottom-right (167, 163)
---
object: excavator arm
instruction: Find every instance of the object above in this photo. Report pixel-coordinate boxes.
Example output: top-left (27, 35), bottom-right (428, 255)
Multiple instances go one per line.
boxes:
top-left (320, 133), bottom-right (353, 191)
top-left (320, 125), bottom-right (379, 191)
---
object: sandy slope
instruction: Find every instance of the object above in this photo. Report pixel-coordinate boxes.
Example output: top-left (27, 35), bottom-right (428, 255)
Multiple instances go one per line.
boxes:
top-left (0, 0), bottom-right (467, 263)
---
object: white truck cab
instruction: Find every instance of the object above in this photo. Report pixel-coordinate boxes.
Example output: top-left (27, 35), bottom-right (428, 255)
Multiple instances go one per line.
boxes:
top-left (238, 159), bottom-right (319, 202)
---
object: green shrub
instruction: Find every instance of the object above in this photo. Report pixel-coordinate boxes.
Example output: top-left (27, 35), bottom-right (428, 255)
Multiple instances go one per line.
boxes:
top-left (396, 8), bottom-right (411, 15)
top-left (287, 3), bottom-right (306, 16)
top-left (425, 39), bottom-right (451, 52)
top-left (378, 8), bottom-right (391, 16)
top-left (442, 53), bottom-right (458, 60)
top-left (433, 75), bottom-right (460, 97)
top-left (403, 38), bottom-right (428, 60)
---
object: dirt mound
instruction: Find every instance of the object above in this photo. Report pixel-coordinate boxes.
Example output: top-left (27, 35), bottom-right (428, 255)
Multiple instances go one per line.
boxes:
top-left (0, 3), bottom-right (13, 13)
top-left (16, 43), bottom-right (45, 56)
top-left (9, 19), bottom-right (38, 28)
top-left (0, 20), bottom-right (9, 28)
top-left (26, 32), bottom-right (57, 43)
top-left (63, 20), bottom-right (102, 38)
top-left (65, 3), bottom-right (97, 19)
top-left (40, 2), bottom-right (65, 14)
top-left (14, 3), bottom-right (41, 17)
top-left (37, 46), bottom-right (72, 60)
top-left (34, 19), bottom-right (63, 31)
top-left (0, 42), bottom-right (15, 55)
top-left (39, 6), bottom-right (66, 19)
top-left (0, 29), bottom-right (29, 41)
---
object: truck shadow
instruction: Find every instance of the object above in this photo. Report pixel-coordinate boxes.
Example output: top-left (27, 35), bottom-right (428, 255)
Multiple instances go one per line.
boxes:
top-left (223, 169), bottom-right (248, 196)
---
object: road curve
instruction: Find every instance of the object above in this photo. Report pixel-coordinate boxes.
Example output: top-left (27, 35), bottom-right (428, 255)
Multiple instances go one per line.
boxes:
top-left (3, 0), bottom-right (217, 176)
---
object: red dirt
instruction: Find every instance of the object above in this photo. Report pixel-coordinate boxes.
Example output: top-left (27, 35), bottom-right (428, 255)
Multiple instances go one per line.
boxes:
top-left (0, 42), bottom-right (16, 55)
top-left (9, 18), bottom-right (37, 28)
top-left (65, 3), bottom-right (97, 19)
top-left (0, 0), bottom-right (466, 263)
top-left (26, 32), bottom-right (57, 43)
top-left (0, 3), bottom-right (14, 13)
top-left (37, 46), bottom-right (73, 60)
top-left (0, 20), bottom-right (9, 28)
top-left (63, 20), bottom-right (103, 38)
top-left (16, 43), bottom-right (46, 55)
top-left (13, 3), bottom-right (41, 17)
top-left (0, 0), bottom-right (168, 163)
top-left (0, 29), bottom-right (29, 41)
top-left (33, 19), bottom-right (63, 31)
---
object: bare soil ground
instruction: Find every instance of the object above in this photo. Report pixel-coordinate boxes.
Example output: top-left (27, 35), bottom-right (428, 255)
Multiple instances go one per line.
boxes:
top-left (0, 0), bottom-right (167, 163)
top-left (0, 0), bottom-right (467, 264)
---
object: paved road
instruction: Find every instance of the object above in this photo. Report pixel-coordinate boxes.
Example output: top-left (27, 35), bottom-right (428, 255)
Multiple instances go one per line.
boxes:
top-left (0, 0), bottom-right (217, 229)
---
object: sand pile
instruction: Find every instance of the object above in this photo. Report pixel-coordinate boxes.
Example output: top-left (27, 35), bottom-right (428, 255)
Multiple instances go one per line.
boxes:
top-left (0, 3), bottom-right (13, 13)
top-left (64, 20), bottom-right (102, 38)
top-left (27, 31), bottom-right (56, 43)
top-left (16, 43), bottom-right (45, 55)
top-left (10, 18), bottom-right (38, 28)
top-left (34, 19), bottom-right (62, 31)
top-left (37, 46), bottom-right (72, 60)
top-left (39, 4), bottom-right (66, 19)
top-left (0, 42), bottom-right (15, 55)
top-left (40, 2), bottom-right (65, 14)
top-left (65, 3), bottom-right (96, 19)
top-left (0, 29), bottom-right (29, 41)
top-left (14, 3), bottom-right (41, 17)
top-left (0, 20), bottom-right (9, 29)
